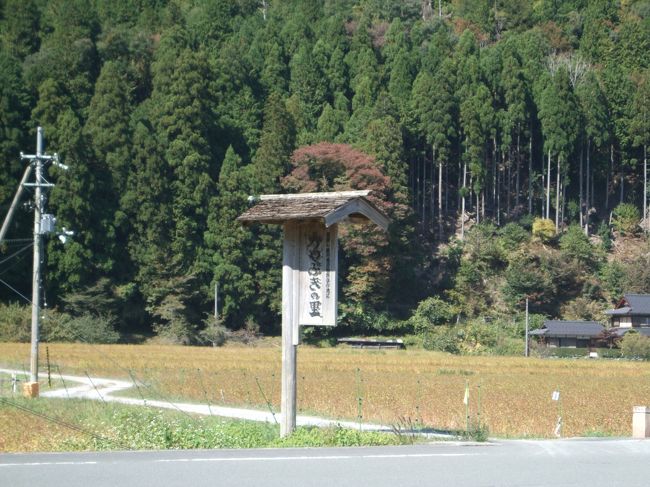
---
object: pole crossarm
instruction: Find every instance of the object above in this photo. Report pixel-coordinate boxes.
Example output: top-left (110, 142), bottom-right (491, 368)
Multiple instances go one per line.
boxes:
top-left (22, 183), bottom-right (55, 188)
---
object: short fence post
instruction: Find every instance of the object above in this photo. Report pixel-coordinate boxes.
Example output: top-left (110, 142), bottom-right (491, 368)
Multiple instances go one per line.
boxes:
top-left (632, 406), bottom-right (650, 439)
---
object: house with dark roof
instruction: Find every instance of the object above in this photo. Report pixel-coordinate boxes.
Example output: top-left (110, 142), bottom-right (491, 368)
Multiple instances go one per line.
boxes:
top-left (605, 294), bottom-right (650, 328)
top-left (529, 320), bottom-right (605, 348)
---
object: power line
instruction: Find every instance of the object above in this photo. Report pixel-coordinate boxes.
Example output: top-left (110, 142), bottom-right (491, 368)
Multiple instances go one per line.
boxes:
top-left (0, 397), bottom-right (128, 449)
top-left (0, 277), bottom-right (31, 304)
top-left (0, 242), bottom-right (33, 267)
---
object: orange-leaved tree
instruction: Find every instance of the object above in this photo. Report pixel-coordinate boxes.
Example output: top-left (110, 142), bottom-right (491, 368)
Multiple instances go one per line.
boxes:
top-left (282, 143), bottom-right (403, 323)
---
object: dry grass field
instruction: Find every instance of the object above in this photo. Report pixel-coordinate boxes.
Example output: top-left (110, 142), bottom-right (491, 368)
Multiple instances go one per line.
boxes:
top-left (2, 342), bottom-right (650, 438)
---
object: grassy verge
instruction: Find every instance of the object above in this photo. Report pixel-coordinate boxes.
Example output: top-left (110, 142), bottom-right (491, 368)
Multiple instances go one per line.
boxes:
top-left (0, 397), bottom-right (407, 452)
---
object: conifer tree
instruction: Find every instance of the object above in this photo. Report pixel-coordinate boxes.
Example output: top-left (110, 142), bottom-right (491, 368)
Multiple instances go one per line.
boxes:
top-left (204, 146), bottom-right (256, 327)
top-left (0, 0), bottom-right (40, 60)
top-left (84, 60), bottom-right (135, 278)
top-left (0, 52), bottom-right (31, 208)
top-left (252, 92), bottom-right (296, 193)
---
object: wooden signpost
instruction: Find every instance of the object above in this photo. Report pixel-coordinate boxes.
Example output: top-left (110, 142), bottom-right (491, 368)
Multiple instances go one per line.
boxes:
top-left (238, 190), bottom-right (389, 436)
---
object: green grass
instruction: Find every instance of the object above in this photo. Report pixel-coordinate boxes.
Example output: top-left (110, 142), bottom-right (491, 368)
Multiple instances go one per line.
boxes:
top-left (0, 396), bottom-right (408, 452)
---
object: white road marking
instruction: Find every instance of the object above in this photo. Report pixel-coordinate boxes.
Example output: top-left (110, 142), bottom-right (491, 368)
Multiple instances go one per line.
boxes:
top-left (155, 453), bottom-right (477, 463)
top-left (0, 461), bottom-right (98, 467)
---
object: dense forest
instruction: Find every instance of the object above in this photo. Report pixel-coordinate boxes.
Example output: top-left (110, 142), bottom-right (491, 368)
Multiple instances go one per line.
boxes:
top-left (1, 0), bottom-right (649, 345)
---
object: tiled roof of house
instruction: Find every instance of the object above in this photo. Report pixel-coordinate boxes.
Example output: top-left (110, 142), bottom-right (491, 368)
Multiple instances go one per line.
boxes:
top-left (531, 320), bottom-right (604, 338)
top-left (624, 294), bottom-right (650, 314)
top-left (605, 294), bottom-right (650, 316)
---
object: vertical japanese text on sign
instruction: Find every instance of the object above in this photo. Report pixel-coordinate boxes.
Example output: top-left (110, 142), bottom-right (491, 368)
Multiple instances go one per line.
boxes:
top-left (299, 223), bottom-right (337, 326)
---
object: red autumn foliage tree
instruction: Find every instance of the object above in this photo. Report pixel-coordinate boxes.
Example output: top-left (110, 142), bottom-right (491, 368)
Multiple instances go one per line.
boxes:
top-left (282, 142), bottom-right (397, 310)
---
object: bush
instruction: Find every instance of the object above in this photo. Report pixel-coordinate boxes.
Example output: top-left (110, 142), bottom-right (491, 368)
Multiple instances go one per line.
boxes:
top-left (199, 316), bottom-right (228, 347)
top-left (620, 332), bottom-right (650, 360)
top-left (410, 297), bottom-right (457, 334)
top-left (152, 319), bottom-right (198, 345)
top-left (612, 203), bottom-right (640, 235)
top-left (42, 311), bottom-right (120, 344)
top-left (0, 302), bottom-right (31, 342)
top-left (498, 223), bottom-right (530, 252)
top-left (422, 325), bottom-right (460, 354)
top-left (532, 218), bottom-right (556, 242)
top-left (559, 225), bottom-right (597, 268)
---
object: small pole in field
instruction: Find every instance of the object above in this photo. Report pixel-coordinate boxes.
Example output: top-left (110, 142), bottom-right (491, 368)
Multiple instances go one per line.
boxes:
top-left (552, 388), bottom-right (562, 437)
top-left (464, 380), bottom-right (470, 434)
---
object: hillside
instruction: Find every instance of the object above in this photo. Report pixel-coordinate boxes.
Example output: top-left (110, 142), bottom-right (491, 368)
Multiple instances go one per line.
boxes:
top-left (0, 0), bottom-right (649, 343)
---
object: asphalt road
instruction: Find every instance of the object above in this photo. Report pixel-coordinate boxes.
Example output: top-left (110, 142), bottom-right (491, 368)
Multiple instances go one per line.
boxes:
top-left (2, 439), bottom-right (650, 487)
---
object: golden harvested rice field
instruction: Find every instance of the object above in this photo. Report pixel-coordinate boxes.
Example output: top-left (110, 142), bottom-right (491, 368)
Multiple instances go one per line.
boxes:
top-left (2, 342), bottom-right (650, 438)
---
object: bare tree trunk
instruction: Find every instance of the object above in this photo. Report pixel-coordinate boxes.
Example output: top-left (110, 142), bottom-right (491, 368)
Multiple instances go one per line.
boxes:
top-left (605, 144), bottom-right (613, 211)
top-left (492, 141), bottom-right (497, 214)
top-left (506, 149), bottom-right (512, 216)
top-left (546, 149), bottom-right (551, 219)
top-left (422, 153), bottom-right (426, 230)
top-left (429, 152), bottom-right (436, 234)
top-left (579, 140), bottom-right (584, 228)
top-left (415, 156), bottom-right (420, 221)
top-left (457, 152), bottom-right (462, 212)
top-left (482, 191), bottom-right (485, 221)
top-left (643, 144), bottom-right (648, 233)
top-left (445, 157), bottom-right (449, 217)
top-left (261, 0), bottom-right (268, 20)
top-left (541, 171), bottom-right (545, 218)
top-left (528, 124), bottom-right (533, 215)
top-left (555, 155), bottom-right (561, 231)
top-left (585, 138), bottom-right (591, 235)
top-left (497, 151), bottom-right (501, 226)
top-left (515, 131), bottom-right (521, 209)
top-left (560, 170), bottom-right (567, 226)
top-left (438, 149), bottom-right (443, 240)
top-left (620, 157), bottom-right (625, 205)
top-left (461, 161), bottom-right (467, 240)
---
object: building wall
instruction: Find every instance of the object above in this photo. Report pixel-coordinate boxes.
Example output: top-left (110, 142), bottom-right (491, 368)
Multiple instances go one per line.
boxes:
top-left (632, 316), bottom-right (650, 327)
top-left (618, 317), bottom-right (633, 328)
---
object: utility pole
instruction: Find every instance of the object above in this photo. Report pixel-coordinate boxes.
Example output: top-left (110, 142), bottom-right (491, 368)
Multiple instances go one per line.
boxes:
top-left (19, 127), bottom-right (64, 396)
top-left (214, 282), bottom-right (218, 319)
top-left (525, 297), bottom-right (530, 358)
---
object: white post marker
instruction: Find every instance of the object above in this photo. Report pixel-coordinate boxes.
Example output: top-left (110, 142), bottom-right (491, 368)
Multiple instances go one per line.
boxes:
top-left (238, 191), bottom-right (389, 437)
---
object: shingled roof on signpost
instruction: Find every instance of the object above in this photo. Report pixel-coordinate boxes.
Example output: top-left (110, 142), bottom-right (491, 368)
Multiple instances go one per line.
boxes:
top-left (237, 190), bottom-right (390, 230)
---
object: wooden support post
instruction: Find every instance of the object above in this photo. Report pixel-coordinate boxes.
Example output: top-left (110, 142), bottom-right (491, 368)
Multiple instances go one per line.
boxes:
top-left (281, 222), bottom-right (299, 437)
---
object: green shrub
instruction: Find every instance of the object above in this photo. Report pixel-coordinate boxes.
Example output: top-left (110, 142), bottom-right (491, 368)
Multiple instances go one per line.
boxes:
top-left (559, 224), bottom-right (597, 268)
top-left (152, 320), bottom-right (199, 345)
top-left (597, 222), bottom-right (612, 251)
top-left (620, 332), bottom-right (650, 360)
top-left (612, 203), bottom-right (640, 235)
top-left (199, 316), bottom-right (228, 347)
top-left (498, 223), bottom-right (530, 252)
top-left (422, 325), bottom-right (460, 354)
top-left (42, 312), bottom-right (120, 344)
top-left (410, 296), bottom-right (457, 334)
top-left (0, 302), bottom-right (31, 342)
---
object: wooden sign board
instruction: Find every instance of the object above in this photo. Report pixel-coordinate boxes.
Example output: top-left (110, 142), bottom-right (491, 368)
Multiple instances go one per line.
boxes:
top-left (297, 223), bottom-right (338, 326)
